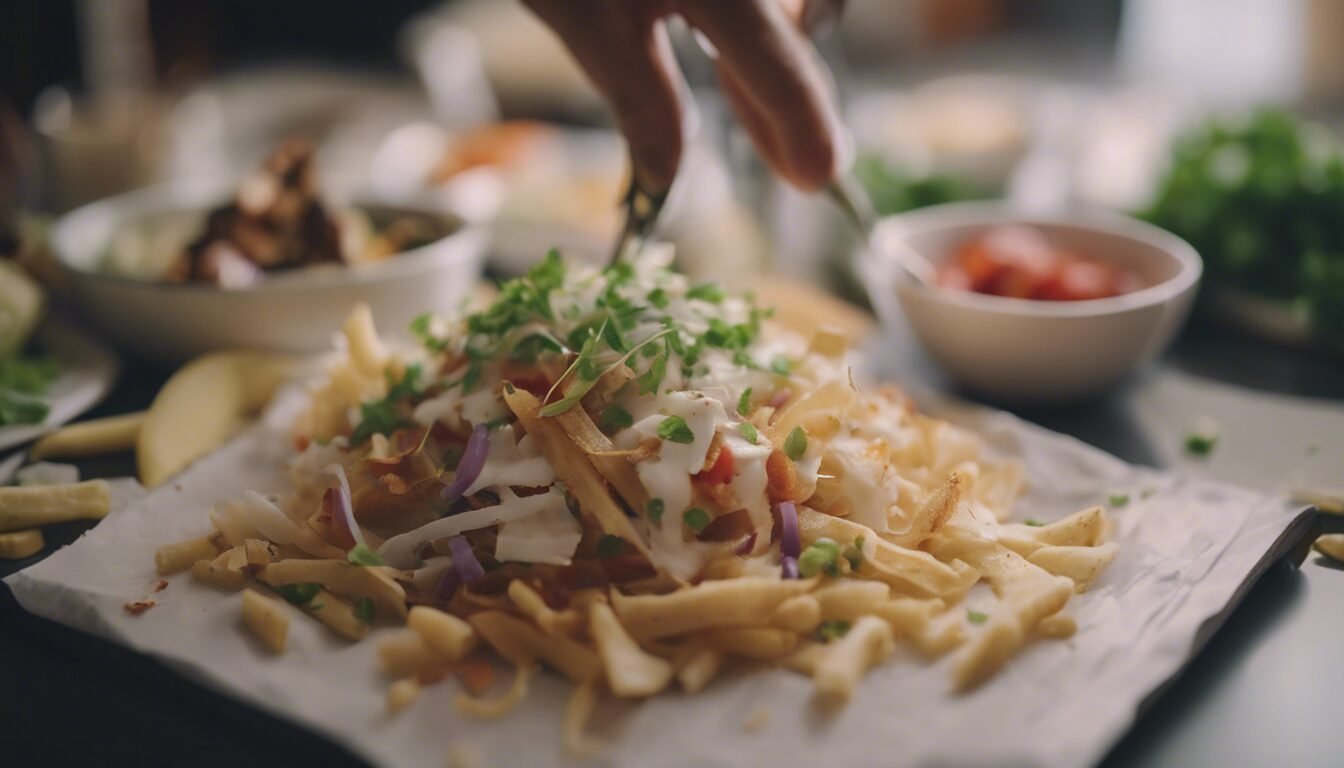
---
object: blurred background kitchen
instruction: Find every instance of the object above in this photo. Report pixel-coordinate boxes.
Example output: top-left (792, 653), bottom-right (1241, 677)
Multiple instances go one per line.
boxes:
top-left (3, 0), bottom-right (1344, 362)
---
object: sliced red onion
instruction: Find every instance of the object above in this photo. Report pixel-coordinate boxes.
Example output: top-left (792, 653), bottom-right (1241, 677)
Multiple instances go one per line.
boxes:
top-left (435, 567), bottom-right (461, 601)
top-left (779, 501), bottom-right (800, 558)
top-left (448, 535), bottom-right (485, 585)
top-left (768, 388), bottom-right (792, 409)
top-left (322, 464), bottom-right (366, 548)
top-left (733, 531), bottom-right (757, 556)
top-left (440, 423), bottom-right (490, 502)
top-left (781, 555), bottom-right (799, 580)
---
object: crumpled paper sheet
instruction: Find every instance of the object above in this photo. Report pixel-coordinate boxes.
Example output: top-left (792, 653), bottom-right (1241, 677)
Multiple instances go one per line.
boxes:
top-left (5, 391), bottom-right (1310, 768)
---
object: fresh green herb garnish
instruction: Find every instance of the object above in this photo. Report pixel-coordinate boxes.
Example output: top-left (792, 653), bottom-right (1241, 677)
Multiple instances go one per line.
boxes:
top-left (967, 610), bottom-right (989, 624)
top-left (1024, 519), bottom-right (1045, 527)
top-left (0, 356), bottom-right (59, 426)
top-left (738, 422), bottom-right (759, 445)
top-left (737, 388), bottom-right (752, 417)
top-left (1185, 432), bottom-right (1217, 456)
top-left (275, 583), bottom-right (320, 606)
top-left (354, 597), bottom-right (375, 624)
top-left (817, 620), bottom-right (851, 642)
top-left (770, 357), bottom-right (792, 376)
top-left (350, 399), bottom-right (407, 445)
top-left (646, 498), bottom-right (665, 523)
top-left (595, 534), bottom-right (626, 559)
top-left (683, 507), bottom-right (711, 533)
top-left (409, 313), bottom-right (450, 351)
top-left (783, 426), bottom-right (808, 461)
top-left (1108, 493), bottom-right (1130, 507)
top-left (347, 543), bottom-right (384, 567)
top-left (657, 416), bottom-right (695, 444)
top-left (686, 283), bottom-right (726, 303)
top-left (599, 405), bottom-right (633, 431)
top-left (798, 538), bottom-right (841, 577)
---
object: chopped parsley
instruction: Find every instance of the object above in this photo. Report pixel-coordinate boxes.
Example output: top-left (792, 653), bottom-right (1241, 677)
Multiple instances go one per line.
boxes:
top-left (737, 388), bottom-right (752, 417)
top-left (600, 405), bottom-right (633, 431)
top-left (275, 583), bottom-right (320, 606)
top-left (967, 610), bottom-right (989, 624)
top-left (683, 507), bottom-right (711, 533)
top-left (817, 620), bottom-right (851, 642)
top-left (646, 498), bottom-right (665, 523)
top-left (1024, 519), bottom-right (1045, 527)
top-left (738, 422), bottom-right (759, 445)
top-left (347, 543), bottom-right (384, 567)
top-left (686, 283), bottom-right (726, 303)
top-left (843, 536), bottom-right (865, 570)
top-left (353, 597), bottom-right (375, 624)
top-left (409, 313), bottom-right (449, 351)
top-left (1107, 493), bottom-right (1130, 507)
top-left (770, 357), bottom-right (792, 376)
top-left (595, 534), bottom-right (626, 559)
top-left (783, 426), bottom-right (808, 461)
top-left (350, 399), bottom-right (406, 445)
top-left (798, 538), bottom-right (841, 577)
top-left (657, 415), bottom-right (695, 444)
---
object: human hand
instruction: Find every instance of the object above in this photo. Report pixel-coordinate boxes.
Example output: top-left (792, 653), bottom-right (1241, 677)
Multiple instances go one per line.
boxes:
top-left (522, 0), bottom-right (844, 195)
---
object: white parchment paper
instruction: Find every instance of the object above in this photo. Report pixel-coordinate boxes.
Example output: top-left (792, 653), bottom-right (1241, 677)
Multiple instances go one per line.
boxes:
top-left (5, 392), bottom-right (1309, 768)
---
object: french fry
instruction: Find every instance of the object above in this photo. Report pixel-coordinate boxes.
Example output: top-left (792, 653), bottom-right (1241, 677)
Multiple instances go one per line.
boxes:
top-left (1027, 543), bottom-right (1119, 591)
top-left (796, 506), bottom-right (974, 598)
top-left (813, 616), bottom-right (894, 702)
top-left (1037, 613), bottom-right (1077, 638)
top-left (507, 580), bottom-right (581, 636)
top-left (885, 472), bottom-right (961, 548)
top-left (0, 529), bottom-right (44, 559)
top-left (30, 412), bottom-right (145, 460)
top-left (998, 507), bottom-right (1106, 557)
top-left (407, 606), bottom-right (478, 662)
top-left (705, 627), bottom-right (799, 660)
top-left (241, 588), bottom-right (290, 653)
top-left (302, 588), bottom-right (370, 641)
top-left (674, 644), bottom-right (724, 693)
top-left (155, 536), bottom-right (219, 575)
top-left (1316, 534), bottom-right (1344, 562)
top-left (503, 387), bottom-right (651, 560)
top-left (551, 403), bottom-right (650, 513)
top-left (190, 550), bottom-right (247, 591)
top-left (387, 677), bottom-right (422, 714)
top-left (260, 559), bottom-right (407, 620)
top-left (469, 611), bottom-right (600, 685)
top-left (610, 577), bottom-right (815, 640)
top-left (0, 480), bottom-right (111, 532)
top-left (589, 602), bottom-right (673, 697)
top-left (562, 680), bottom-right (603, 759)
top-left (378, 629), bottom-right (446, 677)
top-left (771, 594), bottom-right (822, 634)
top-left (813, 581), bottom-right (891, 622)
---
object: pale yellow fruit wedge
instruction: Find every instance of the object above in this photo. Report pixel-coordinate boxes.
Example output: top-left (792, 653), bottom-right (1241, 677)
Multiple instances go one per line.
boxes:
top-left (137, 352), bottom-right (295, 487)
top-left (31, 411), bottom-right (146, 460)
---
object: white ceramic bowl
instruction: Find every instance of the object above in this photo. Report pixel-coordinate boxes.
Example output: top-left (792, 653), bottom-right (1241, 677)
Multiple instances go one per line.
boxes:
top-left (857, 203), bottom-right (1202, 401)
top-left (52, 180), bottom-right (487, 365)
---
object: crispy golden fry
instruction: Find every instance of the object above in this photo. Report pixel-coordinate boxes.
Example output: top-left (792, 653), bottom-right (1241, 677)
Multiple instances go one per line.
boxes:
top-left (589, 602), bottom-right (674, 697)
top-left (407, 606), bottom-right (478, 662)
top-left (813, 616), bottom-right (895, 702)
top-left (343, 303), bottom-right (388, 379)
top-left (812, 581), bottom-right (891, 622)
top-left (260, 559), bottom-right (407, 620)
top-left (674, 645), bottom-right (724, 693)
top-left (302, 588), bottom-right (370, 641)
top-left (1027, 543), bottom-right (1119, 591)
top-left (30, 412), bottom-right (145, 460)
top-left (1037, 613), bottom-right (1077, 638)
top-left (950, 545), bottom-right (1075, 690)
top-left (778, 642), bottom-right (827, 676)
top-left (998, 507), bottom-right (1106, 557)
top-left (387, 677), bottom-right (422, 714)
top-left (507, 580), bottom-right (581, 637)
top-left (1313, 534), bottom-right (1344, 562)
top-left (0, 480), bottom-right (110, 532)
top-left (610, 577), bottom-right (815, 640)
top-left (0, 528), bottom-right (44, 559)
top-left (243, 538), bottom-right (277, 567)
top-left (886, 472), bottom-right (961, 548)
top-left (378, 629), bottom-right (446, 677)
top-left (769, 381), bottom-right (854, 444)
top-left (562, 680), bottom-right (603, 759)
top-left (241, 588), bottom-right (290, 653)
top-left (190, 550), bottom-right (247, 591)
top-left (870, 598), bottom-right (963, 656)
top-left (771, 594), bottom-right (822, 634)
top-left (795, 506), bottom-right (975, 598)
top-left (552, 403), bottom-right (649, 513)
top-left (502, 387), bottom-right (650, 560)
top-left (469, 611), bottom-right (601, 685)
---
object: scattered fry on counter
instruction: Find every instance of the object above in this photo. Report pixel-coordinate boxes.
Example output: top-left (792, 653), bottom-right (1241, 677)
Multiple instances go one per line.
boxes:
top-left (1314, 535), bottom-right (1344, 562)
top-left (0, 479), bottom-right (111, 532)
top-left (29, 412), bottom-right (146, 460)
top-left (0, 528), bottom-right (44, 559)
top-left (241, 588), bottom-right (291, 654)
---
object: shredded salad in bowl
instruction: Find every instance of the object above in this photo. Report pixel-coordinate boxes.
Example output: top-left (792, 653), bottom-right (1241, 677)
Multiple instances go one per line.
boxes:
top-left (158, 247), bottom-right (1118, 755)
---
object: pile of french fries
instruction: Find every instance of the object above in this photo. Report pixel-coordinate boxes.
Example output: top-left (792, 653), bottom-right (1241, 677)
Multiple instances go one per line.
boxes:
top-left (154, 299), bottom-right (1118, 756)
top-left (0, 478), bottom-right (111, 559)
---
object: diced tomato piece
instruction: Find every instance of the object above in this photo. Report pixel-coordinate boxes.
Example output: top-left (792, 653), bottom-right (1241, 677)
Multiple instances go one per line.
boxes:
top-left (696, 444), bottom-right (735, 485)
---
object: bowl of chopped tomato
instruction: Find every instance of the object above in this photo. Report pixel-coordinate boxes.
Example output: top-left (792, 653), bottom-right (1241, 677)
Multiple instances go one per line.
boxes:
top-left (857, 202), bottom-right (1202, 400)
